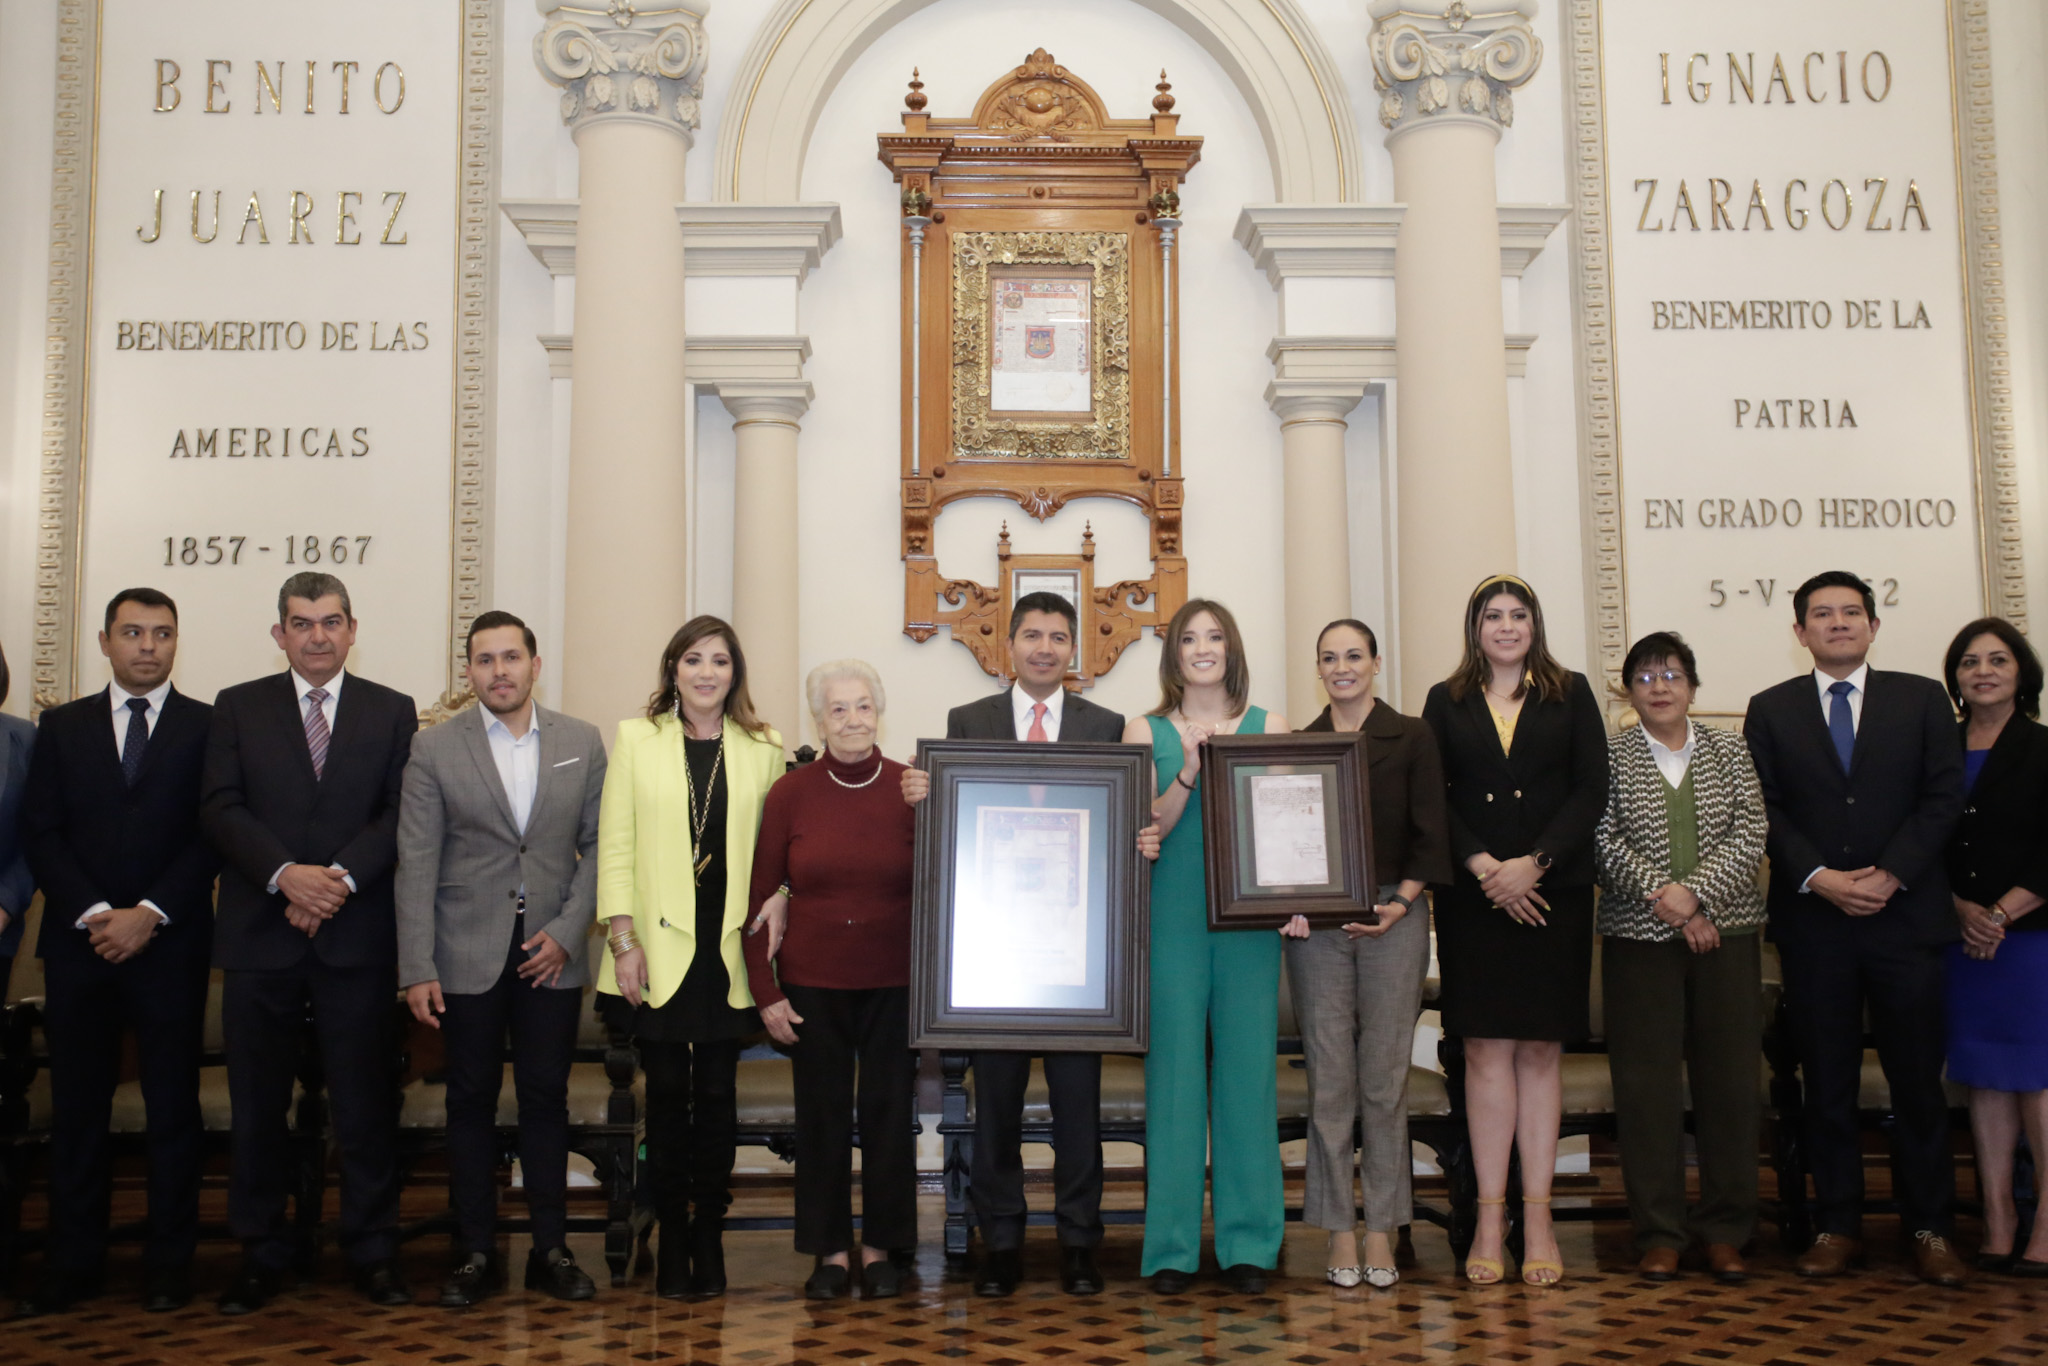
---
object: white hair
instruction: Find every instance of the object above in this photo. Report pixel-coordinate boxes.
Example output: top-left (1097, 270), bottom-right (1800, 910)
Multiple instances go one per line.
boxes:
top-left (805, 658), bottom-right (886, 721)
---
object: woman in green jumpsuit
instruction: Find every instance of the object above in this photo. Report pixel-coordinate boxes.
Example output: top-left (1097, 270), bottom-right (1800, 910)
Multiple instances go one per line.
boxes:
top-left (1122, 599), bottom-right (1291, 1293)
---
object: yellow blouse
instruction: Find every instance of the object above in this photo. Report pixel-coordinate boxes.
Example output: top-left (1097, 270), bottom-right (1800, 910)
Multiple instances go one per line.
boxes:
top-left (1485, 675), bottom-right (1532, 754)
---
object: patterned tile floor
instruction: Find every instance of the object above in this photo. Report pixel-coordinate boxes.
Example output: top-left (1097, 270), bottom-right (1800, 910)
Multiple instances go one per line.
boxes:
top-left (5, 1191), bottom-right (2044, 1366)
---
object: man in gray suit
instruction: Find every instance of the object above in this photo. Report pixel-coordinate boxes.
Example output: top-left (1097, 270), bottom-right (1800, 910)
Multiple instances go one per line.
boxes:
top-left (397, 611), bottom-right (607, 1306)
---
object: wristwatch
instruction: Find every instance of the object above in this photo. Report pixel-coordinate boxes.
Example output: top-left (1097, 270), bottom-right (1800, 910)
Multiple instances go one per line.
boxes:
top-left (1385, 892), bottom-right (1414, 912)
top-left (1989, 906), bottom-right (2009, 928)
top-left (1531, 849), bottom-right (1554, 871)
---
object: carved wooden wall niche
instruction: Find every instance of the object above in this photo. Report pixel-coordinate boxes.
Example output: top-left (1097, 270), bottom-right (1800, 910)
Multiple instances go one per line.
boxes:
top-left (879, 49), bottom-right (1201, 684)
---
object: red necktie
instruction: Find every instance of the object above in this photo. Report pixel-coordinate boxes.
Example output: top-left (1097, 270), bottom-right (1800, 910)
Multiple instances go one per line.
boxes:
top-left (1026, 702), bottom-right (1049, 742)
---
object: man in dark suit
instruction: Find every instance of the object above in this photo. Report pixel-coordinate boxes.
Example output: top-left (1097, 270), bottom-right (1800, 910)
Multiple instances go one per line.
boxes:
top-left (1744, 570), bottom-right (1968, 1286)
top-left (0, 641), bottom-right (35, 999)
top-left (901, 592), bottom-right (1127, 1296)
top-left (203, 572), bottom-right (419, 1313)
top-left (15, 589), bottom-right (218, 1317)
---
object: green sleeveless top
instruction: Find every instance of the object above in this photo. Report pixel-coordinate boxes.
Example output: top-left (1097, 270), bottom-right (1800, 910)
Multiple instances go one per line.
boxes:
top-left (1147, 708), bottom-right (1269, 933)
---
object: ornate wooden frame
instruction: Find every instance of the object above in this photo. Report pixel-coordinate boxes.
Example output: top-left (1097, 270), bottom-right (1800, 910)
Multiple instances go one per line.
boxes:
top-left (880, 49), bottom-right (1201, 683)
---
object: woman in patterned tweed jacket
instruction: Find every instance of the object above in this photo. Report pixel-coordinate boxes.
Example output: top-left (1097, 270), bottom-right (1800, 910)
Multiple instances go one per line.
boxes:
top-left (1595, 631), bottom-right (1768, 1284)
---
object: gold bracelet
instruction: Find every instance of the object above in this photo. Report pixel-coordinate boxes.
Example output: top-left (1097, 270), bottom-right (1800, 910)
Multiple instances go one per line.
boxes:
top-left (608, 935), bottom-right (641, 954)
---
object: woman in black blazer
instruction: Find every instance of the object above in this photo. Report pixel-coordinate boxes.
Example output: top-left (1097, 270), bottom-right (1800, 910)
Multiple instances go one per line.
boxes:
top-left (1942, 617), bottom-right (2048, 1274)
top-left (1423, 575), bottom-right (1608, 1287)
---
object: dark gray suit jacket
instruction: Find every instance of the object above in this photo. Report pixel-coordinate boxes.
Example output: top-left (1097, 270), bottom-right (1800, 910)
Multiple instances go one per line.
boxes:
top-left (395, 702), bottom-right (607, 994)
top-left (944, 688), bottom-right (1125, 743)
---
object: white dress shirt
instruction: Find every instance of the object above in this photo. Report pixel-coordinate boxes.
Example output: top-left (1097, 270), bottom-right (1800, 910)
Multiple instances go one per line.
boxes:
top-left (1812, 663), bottom-right (1869, 733)
top-left (1010, 685), bottom-right (1066, 741)
top-left (1642, 720), bottom-right (1697, 790)
top-left (79, 681), bottom-right (176, 927)
top-left (268, 668), bottom-right (356, 896)
top-left (485, 703), bottom-right (541, 834)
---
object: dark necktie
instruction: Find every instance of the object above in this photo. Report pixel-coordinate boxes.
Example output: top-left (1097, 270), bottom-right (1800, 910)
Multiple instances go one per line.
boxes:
top-left (1827, 679), bottom-right (1856, 773)
top-left (121, 696), bottom-right (151, 787)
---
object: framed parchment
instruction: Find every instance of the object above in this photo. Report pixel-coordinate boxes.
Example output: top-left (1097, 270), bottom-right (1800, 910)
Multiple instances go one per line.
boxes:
top-left (1199, 732), bottom-right (1377, 930)
top-left (910, 738), bottom-right (1151, 1051)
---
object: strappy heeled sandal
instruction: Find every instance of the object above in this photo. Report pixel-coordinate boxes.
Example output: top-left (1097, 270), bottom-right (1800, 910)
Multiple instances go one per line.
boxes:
top-left (1465, 1197), bottom-right (1507, 1285)
top-left (1519, 1196), bottom-right (1564, 1287)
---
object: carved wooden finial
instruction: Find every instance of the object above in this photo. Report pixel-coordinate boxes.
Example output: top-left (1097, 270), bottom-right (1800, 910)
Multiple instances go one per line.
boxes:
top-left (905, 68), bottom-right (927, 112)
top-left (1153, 70), bottom-right (1175, 113)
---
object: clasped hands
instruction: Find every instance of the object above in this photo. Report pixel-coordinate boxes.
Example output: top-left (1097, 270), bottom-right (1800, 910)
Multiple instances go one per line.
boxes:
top-left (1469, 853), bottom-right (1549, 926)
top-left (1954, 895), bottom-right (2006, 961)
top-left (85, 904), bottom-right (162, 963)
top-left (1646, 881), bottom-right (1720, 954)
top-left (279, 862), bottom-right (350, 937)
top-left (1808, 865), bottom-right (1901, 918)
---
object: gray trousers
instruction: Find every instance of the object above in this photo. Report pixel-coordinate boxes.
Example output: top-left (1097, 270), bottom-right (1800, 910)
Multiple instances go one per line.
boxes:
top-left (1282, 899), bottom-right (1429, 1233)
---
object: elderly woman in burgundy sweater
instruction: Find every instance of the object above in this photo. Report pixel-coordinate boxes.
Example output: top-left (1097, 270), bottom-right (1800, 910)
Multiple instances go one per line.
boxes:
top-left (744, 659), bottom-right (917, 1302)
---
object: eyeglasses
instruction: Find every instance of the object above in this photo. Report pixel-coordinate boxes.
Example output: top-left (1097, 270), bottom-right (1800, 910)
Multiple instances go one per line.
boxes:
top-left (1631, 670), bottom-right (1689, 687)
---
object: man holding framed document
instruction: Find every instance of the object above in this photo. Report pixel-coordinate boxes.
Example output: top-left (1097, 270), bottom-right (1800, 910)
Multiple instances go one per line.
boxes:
top-left (901, 591), bottom-right (1146, 1298)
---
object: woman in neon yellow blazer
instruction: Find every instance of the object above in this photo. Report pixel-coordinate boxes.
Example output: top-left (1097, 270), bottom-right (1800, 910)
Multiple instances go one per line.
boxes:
top-left (596, 615), bottom-right (784, 1301)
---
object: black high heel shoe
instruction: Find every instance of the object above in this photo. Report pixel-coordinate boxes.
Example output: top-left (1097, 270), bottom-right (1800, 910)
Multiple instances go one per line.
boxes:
top-left (689, 1215), bottom-right (727, 1298)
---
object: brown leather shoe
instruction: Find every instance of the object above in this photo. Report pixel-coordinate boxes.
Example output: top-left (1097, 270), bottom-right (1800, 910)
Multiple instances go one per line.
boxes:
top-left (1912, 1231), bottom-right (1969, 1288)
top-left (1635, 1248), bottom-right (1680, 1281)
top-left (1703, 1244), bottom-right (1748, 1283)
top-left (1796, 1233), bottom-right (1863, 1277)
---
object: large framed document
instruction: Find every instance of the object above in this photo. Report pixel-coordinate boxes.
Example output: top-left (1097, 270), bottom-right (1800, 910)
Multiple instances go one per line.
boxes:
top-left (909, 739), bottom-right (1151, 1052)
top-left (1198, 733), bottom-right (1376, 930)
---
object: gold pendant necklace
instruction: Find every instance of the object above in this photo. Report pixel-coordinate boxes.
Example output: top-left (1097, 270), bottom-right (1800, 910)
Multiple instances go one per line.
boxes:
top-left (682, 714), bottom-right (724, 886)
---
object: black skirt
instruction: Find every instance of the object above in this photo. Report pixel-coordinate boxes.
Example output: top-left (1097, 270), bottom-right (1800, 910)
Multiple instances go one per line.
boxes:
top-left (1433, 877), bottom-right (1594, 1042)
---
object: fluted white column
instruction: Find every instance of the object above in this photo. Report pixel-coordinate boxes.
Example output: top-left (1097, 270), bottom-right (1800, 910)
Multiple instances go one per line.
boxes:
top-left (1369, 0), bottom-right (1542, 704)
top-left (535, 2), bottom-right (708, 729)
top-left (721, 390), bottom-right (808, 753)
top-left (1270, 392), bottom-right (1361, 725)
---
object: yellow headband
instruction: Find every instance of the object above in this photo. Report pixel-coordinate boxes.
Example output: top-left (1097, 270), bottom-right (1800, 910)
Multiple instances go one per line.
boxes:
top-left (1472, 573), bottom-right (1531, 597)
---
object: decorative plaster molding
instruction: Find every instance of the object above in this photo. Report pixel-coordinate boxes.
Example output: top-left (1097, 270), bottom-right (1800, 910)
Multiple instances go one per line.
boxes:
top-left (501, 200), bottom-right (843, 280)
top-left (1263, 332), bottom-right (1538, 404)
top-left (539, 333), bottom-right (815, 394)
top-left (715, 0), bottom-right (1360, 203)
top-left (1235, 204), bottom-right (1563, 284)
top-left (534, 0), bottom-right (709, 141)
top-left (1367, 0), bottom-right (1543, 141)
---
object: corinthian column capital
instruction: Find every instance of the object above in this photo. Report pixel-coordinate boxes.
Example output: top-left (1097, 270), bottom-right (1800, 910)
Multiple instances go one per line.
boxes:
top-left (1367, 0), bottom-right (1542, 140)
top-left (534, 1), bottom-right (710, 141)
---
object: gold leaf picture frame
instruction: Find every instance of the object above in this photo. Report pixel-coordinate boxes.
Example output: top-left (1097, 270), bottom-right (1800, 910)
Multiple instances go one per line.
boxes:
top-left (951, 230), bottom-right (1131, 461)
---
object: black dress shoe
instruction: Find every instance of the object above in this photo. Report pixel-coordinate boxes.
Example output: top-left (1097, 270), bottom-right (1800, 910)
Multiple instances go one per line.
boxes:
top-left (2012, 1257), bottom-right (2048, 1278)
top-left (525, 1247), bottom-right (596, 1301)
top-left (217, 1261), bottom-right (283, 1316)
top-left (1222, 1263), bottom-right (1268, 1294)
top-left (689, 1217), bottom-right (727, 1299)
top-left (656, 1244), bottom-right (691, 1300)
top-left (1150, 1268), bottom-right (1193, 1294)
top-left (141, 1265), bottom-right (193, 1313)
top-left (862, 1258), bottom-right (903, 1299)
top-left (353, 1260), bottom-right (413, 1307)
top-left (975, 1248), bottom-right (1022, 1297)
top-left (1060, 1246), bottom-right (1103, 1295)
top-left (439, 1253), bottom-right (502, 1308)
top-left (1977, 1250), bottom-right (2016, 1274)
top-left (13, 1271), bottom-right (104, 1318)
top-left (805, 1260), bottom-right (850, 1300)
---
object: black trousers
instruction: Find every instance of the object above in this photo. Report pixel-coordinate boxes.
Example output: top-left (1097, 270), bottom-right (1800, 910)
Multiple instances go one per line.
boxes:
top-left (41, 944), bottom-right (209, 1273)
top-left (969, 1050), bottom-right (1103, 1250)
top-left (1780, 930), bottom-right (1955, 1237)
top-left (224, 960), bottom-right (399, 1269)
top-left (784, 983), bottom-right (917, 1257)
top-left (439, 926), bottom-right (583, 1255)
top-left (639, 1037), bottom-right (742, 1235)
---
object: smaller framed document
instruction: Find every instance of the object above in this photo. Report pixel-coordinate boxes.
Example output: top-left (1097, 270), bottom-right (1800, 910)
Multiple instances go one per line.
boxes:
top-left (1198, 732), bottom-right (1376, 930)
top-left (910, 739), bottom-right (1151, 1051)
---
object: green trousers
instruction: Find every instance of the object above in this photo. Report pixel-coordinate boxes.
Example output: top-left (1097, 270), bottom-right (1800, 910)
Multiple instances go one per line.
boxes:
top-left (1602, 932), bottom-right (1763, 1253)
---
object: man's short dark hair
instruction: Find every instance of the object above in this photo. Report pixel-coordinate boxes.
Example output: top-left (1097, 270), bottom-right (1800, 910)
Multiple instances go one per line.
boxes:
top-left (1622, 631), bottom-right (1700, 689)
top-left (104, 586), bottom-right (179, 631)
top-left (277, 572), bottom-right (352, 624)
top-left (467, 610), bottom-right (538, 659)
top-left (1010, 591), bottom-right (1079, 639)
top-left (1793, 570), bottom-right (1875, 624)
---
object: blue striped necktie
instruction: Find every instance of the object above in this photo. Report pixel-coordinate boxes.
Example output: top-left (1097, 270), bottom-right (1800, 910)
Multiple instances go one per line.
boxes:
top-left (121, 697), bottom-right (150, 787)
top-left (304, 688), bottom-right (331, 780)
top-left (1827, 680), bottom-right (1856, 773)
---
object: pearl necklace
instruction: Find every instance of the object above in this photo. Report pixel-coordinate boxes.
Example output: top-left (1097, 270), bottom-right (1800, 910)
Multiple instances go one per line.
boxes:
top-left (826, 755), bottom-right (885, 789)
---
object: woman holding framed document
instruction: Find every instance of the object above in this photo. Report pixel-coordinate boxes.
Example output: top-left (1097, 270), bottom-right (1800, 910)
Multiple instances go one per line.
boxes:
top-left (1123, 599), bottom-right (1291, 1295)
top-left (1279, 620), bottom-right (1451, 1290)
top-left (1422, 576), bottom-right (1608, 1287)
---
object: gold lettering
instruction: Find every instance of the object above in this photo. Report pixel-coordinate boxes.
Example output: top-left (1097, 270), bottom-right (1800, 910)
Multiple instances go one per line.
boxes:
top-left (1784, 179), bottom-right (1809, 231)
top-left (1708, 178), bottom-right (1734, 230)
top-left (337, 191), bottom-right (362, 245)
top-left (1820, 179), bottom-right (1851, 231)
top-left (332, 60), bottom-right (359, 114)
top-left (191, 189), bottom-right (221, 243)
top-left (1727, 53), bottom-right (1754, 103)
top-left (1864, 177), bottom-right (1891, 230)
top-left (155, 59), bottom-right (181, 112)
top-left (289, 191), bottom-right (315, 244)
top-left (380, 190), bottom-right (407, 244)
top-left (1765, 53), bottom-right (1795, 103)
top-left (1670, 180), bottom-right (1700, 231)
top-left (205, 58), bottom-right (231, 113)
top-left (1634, 178), bottom-right (1663, 232)
top-left (1862, 51), bottom-right (1892, 101)
top-left (305, 60), bottom-right (317, 113)
top-left (1686, 53), bottom-right (1711, 102)
top-left (137, 188), bottom-right (164, 243)
top-left (373, 62), bottom-right (405, 114)
top-left (1803, 52), bottom-right (1828, 103)
top-left (1660, 53), bottom-right (1671, 105)
top-left (238, 191), bottom-right (269, 245)
top-left (255, 60), bottom-right (283, 113)
top-left (1743, 180), bottom-right (1773, 231)
top-left (1838, 51), bottom-right (1849, 103)
top-left (1901, 180), bottom-right (1930, 230)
